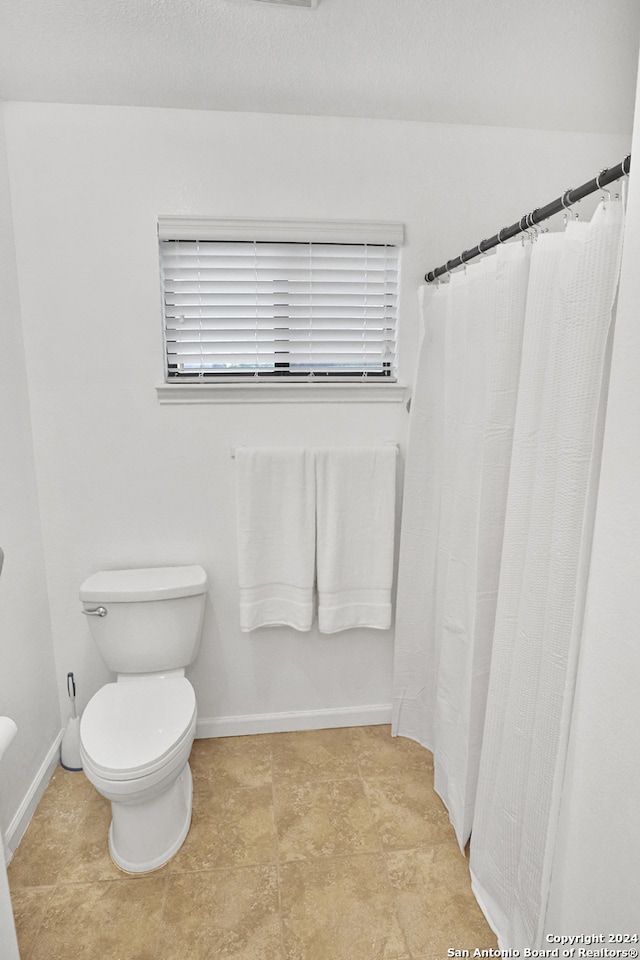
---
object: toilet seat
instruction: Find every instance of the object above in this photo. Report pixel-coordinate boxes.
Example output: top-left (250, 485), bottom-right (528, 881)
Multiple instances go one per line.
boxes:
top-left (80, 678), bottom-right (196, 781)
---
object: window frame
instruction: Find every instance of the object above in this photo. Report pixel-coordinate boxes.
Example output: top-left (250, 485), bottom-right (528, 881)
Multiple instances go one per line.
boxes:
top-left (157, 217), bottom-right (404, 399)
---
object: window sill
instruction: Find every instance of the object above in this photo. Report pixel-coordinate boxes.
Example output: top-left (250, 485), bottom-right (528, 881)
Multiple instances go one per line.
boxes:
top-left (156, 382), bottom-right (409, 405)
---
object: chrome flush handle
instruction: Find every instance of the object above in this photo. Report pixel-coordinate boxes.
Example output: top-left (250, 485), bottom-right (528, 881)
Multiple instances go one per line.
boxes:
top-left (81, 606), bottom-right (107, 617)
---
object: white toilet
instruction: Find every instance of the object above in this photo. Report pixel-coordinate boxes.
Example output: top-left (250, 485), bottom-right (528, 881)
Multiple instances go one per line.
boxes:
top-left (78, 564), bottom-right (207, 874)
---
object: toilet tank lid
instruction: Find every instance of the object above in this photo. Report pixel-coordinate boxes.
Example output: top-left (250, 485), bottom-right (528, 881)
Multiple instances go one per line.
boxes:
top-left (80, 565), bottom-right (207, 602)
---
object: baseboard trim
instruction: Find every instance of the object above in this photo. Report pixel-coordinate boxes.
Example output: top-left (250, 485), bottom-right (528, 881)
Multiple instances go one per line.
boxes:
top-left (196, 703), bottom-right (391, 739)
top-left (196, 703), bottom-right (392, 739)
top-left (5, 729), bottom-right (64, 861)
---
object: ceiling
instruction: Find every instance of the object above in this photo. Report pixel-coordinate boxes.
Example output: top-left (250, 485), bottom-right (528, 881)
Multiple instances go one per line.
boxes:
top-left (0, 0), bottom-right (638, 134)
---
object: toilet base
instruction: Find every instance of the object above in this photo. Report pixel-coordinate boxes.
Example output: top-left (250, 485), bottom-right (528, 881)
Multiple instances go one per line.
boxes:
top-left (108, 763), bottom-right (193, 874)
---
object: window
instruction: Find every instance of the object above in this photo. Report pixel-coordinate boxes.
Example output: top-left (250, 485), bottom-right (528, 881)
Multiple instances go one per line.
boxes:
top-left (158, 218), bottom-right (402, 383)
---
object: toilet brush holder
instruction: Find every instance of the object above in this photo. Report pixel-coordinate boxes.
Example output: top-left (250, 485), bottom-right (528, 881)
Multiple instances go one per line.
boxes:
top-left (61, 672), bottom-right (83, 771)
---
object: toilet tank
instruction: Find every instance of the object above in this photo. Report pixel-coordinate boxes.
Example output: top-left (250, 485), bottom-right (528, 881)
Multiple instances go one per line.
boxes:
top-left (79, 565), bottom-right (207, 674)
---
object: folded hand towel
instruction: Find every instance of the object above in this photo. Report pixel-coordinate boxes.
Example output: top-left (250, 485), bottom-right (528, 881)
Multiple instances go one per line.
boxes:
top-left (315, 446), bottom-right (396, 633)
top-left (235, 447), bottom-right (316, 631)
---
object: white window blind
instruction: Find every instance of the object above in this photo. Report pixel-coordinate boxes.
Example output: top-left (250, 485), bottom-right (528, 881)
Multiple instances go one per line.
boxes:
top-left (158, 218), bottom-right (402, 382)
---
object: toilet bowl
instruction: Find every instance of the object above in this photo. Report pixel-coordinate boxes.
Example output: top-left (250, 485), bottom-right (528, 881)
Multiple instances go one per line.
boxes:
top-left (80, 677), bottom-right (197, 873)
top-left (78, 565), bottom-right (207, 873)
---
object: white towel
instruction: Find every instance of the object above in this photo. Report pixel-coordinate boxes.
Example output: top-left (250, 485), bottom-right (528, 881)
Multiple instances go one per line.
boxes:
top-left (235, 447), bottom-right (316, 631)
top-left (315, 447), bottom-right (396, 633)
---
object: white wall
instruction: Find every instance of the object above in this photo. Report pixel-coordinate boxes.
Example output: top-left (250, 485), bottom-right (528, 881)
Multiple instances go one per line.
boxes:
top-left (0, 105), bottom-right (61, 846)
top-left (3, 102), bottom-right (631, 741)
top-left (544, 67), bottom-right (640, 932)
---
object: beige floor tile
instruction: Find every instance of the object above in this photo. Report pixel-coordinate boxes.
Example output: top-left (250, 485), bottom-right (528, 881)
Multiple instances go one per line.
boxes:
top-left (56, 796), bottom-right (123, 884)
top-left (169, 784), bottom-right (277, 871)
top-left (9, 885), bottom-right (54, 960)
top-left (365, 771), bottom-right (454, 850)
top-left (8, 730), bottom-right (496, 960)
top-left (279, 854), bottom-right (409, 960)
top-left (160, 866), bottom-right (282, 960)
top-left (8, 768), bottom-right (101, 889)
top-left (8, 810), bottom-right (83, 889)
top-left (386, 847), bottom-right (497, 957)
top-left (29, 876), bottom-right (167, 960)
top-left (271, 728), bottom-right (359, 784)
top-left (190, 734), bottom-right (273, 789)
top-left (31, 768), bottom-right (93, 818)
top-left (274, 778), bottom-right (381, 861)
top-left (350, 725), bottom-right (435, 779)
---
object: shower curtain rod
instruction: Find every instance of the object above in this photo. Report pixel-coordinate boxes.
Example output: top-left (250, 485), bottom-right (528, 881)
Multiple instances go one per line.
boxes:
top-left (424, 154), bottom-right (631, 282)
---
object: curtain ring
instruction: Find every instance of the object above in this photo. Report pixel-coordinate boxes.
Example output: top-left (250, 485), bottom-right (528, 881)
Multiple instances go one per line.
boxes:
top-left (477, 239), bottom-right (490, 259)
top-left (519, 212), bottom-right (533, 244)
top-left (561, 189), bottom-right (576, 223)
top-left (561, 189), bottom-right (574, 225)
top-left (596, 169), bottom-right (611, 204)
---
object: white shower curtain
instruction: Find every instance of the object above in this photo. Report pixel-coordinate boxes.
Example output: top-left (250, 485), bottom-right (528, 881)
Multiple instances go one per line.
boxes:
top-left (393, 198), bottom-right (625, 946)
top-left (393, 241), bottom-right (532, 848)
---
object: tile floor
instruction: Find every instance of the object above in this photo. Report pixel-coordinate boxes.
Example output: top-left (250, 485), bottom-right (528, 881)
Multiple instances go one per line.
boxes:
top-left (8, 725), bottom-right (497, 960)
